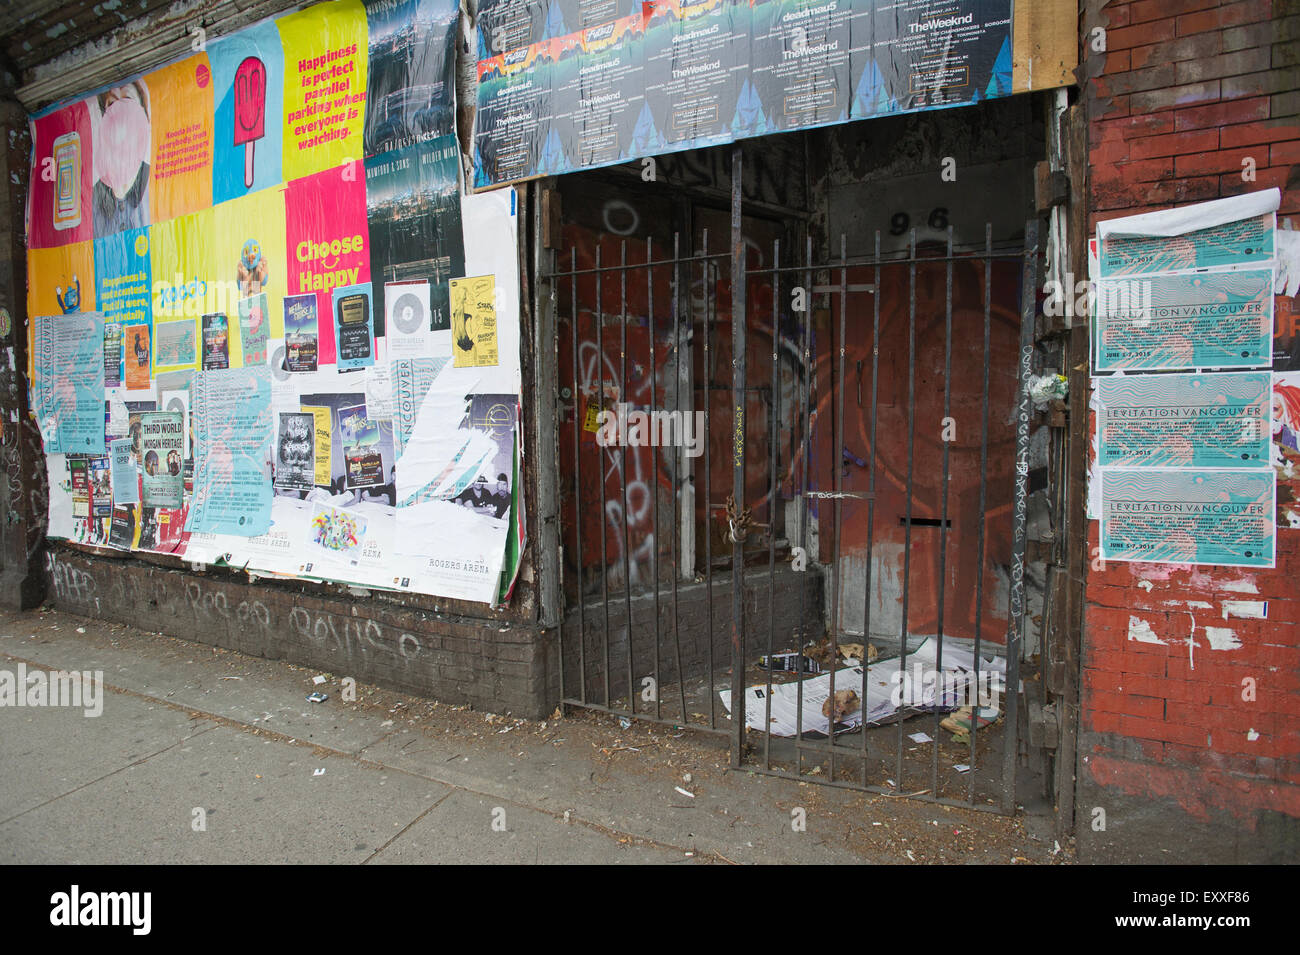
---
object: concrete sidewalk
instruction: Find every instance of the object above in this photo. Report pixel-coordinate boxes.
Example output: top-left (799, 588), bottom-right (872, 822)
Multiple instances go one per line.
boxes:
top-left (0, 606), bottom-right (1069, 864)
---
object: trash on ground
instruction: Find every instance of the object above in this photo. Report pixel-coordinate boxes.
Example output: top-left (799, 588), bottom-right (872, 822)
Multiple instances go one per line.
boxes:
top-left (953, 764), bottom-right (972, 773)
top-left (674, 786), bottom-right (695, 798)
top-left (720, 637), bottom-right (1006, 738)
top-left (312, 768), bottom-right (325, 776)
top-left (757, 652), bottom-right (821, 674)
top-left (312, 675), bottom-right (327, 685)
top-left (822, 689), bottom-right (861, 722)
top-left (908, 732), bottom-right (933, 744)
top-left (306, 692), bottom-right (328, 703)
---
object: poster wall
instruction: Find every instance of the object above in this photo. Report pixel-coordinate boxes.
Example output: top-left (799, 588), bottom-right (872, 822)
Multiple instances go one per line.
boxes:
top-left (27, 0), bottom-right (526, 606)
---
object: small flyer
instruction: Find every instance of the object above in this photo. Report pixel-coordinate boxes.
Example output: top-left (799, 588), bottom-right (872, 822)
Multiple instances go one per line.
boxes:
top-left (333, 282), bottom-right (375, 371)
top-left (201, 313), bottom-right (231, 371)
top-left (283, 293), bottom-right (319, 372)
top-left (239, 293), bottom-right (270, 366)
top-left (275, 411), bottom-right (316, 490)
top-left (124, 324), bottom-right (152, 390)
top-left (139, 410), bottom-right (185, 508)
top-left (450, 274), bottom-right (498, 368)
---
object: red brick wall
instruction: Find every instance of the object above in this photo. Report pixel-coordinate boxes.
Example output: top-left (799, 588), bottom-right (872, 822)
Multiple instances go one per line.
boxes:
top-left (1083, 0), bottom-right (1300, 836)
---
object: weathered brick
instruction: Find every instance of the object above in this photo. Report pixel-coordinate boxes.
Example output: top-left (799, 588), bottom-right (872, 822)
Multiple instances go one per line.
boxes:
top-left (1130, 81), bottom-right (1222, 112)
top-left (1175, 96), bottom-right (1271, 130)
top-left (1177, 47), bottom-right (1273, 83)
top-left (1175, 148), bottom-right (1259, 176)
top-left (1176, 0), bottom-right (1273, 36)
top-left (1108, 19), bottom-right (1177, 51)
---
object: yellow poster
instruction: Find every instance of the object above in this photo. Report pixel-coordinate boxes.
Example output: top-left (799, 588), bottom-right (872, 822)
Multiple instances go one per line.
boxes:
top-left (27, 241), bottom-right (96, 318)
top-left (214, 187), bottom-right (288, 361)
top-left (302, 405), bottom-right (333, 486)
top-left (147, 55), bottom-right (214, 222)
top-left (149, 207), bottom-right (218, 372)
top-left (277, 0), bottom-right (368, 182)
top-left (450, 274), bottom-right (498, 368)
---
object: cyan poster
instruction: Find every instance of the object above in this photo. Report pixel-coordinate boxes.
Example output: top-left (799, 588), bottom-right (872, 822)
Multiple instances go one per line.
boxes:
top-left (32, 311), bottom-right (106, 454)
top-left (332, 281), bottom-right (376, 370)
top-left (1096, 371), bottom-right (1272, 468)
top-left (1098, 212), bottom-right (1276, 279)
top-left (209, 21), bottom-right (286, 203)
top-left (93, 227), bottom-right (152, 332)
top-left (1100, 468), bottom-right (1276, 568)
top-left (1093, 268), bottom-right (1274, 372)
top-left (185, 366), bottom-right (274, 535)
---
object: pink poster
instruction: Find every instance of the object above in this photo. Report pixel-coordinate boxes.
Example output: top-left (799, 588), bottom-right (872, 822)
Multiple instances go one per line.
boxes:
top-left (28, 101), bottom-right (95, 249)
top-left (284, 163), bottom-right (371, 366)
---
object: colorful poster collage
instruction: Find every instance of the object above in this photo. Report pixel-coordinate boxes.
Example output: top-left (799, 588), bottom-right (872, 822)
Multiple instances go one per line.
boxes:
top-left (473, 0), bottom-right (1014, 187)
top-left (1093, 189), bottom-right (1285, 567)
top-left (28, 0), bottom-right (526, 605)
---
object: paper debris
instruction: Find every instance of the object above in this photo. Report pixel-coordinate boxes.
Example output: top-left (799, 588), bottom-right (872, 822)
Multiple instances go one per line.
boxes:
top-left (674, 786), bottom-right (695, 798)
top-left (312, 768), bottom-right (325, 776)
top-left (312, 675), bottom-right (327, 685)
top-left (954, 764), bottom-right (971, 773)
top-left (908, 732), bottom-right (933, 744)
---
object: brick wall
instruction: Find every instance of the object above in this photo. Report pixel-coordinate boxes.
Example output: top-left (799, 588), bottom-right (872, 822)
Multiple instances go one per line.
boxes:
top-left (1080, 0), bottom-right (1300, 862)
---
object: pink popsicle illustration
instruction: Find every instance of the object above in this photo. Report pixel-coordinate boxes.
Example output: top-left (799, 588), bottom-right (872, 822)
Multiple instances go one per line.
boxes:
top-left (233, 56), bottom-right (266, 188)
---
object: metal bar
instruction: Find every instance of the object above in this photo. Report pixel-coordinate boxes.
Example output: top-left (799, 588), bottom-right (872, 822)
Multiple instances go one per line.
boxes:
top-left (896, 229), bottom-right (917, 793)
top-left (860, 230), bottom-right (880, 786)
top-left (932, 225), bottom-right (954, 799)
top-left (703, 228), bottom-right (715, 729)
top-left (765, 237), bottom-right (781, 769)
top-left (648, 236), bottom-right (662, 720)
top-left (729, 145), bottom-right (747, 768)
top-left (671, 232), bottom-right (687, 724)
top-left (1002, 219), bottom-right (1038, 814)
top-left (828, 232), bottom-right (847, 782)
top-left (595, 244), bottom-right (611, 709)
top-left (794, 234), bottom-right (813, 773)
top-left (620, 241), bottom-right (635, 714)
top-left (570, 246), bottom-right (586, 704)
top-left (970, 224), bottom-right (993, 802)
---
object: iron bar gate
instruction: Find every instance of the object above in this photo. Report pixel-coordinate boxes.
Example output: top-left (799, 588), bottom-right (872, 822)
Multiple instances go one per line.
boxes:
top-left (547, 150), bottom-right (1041, 812)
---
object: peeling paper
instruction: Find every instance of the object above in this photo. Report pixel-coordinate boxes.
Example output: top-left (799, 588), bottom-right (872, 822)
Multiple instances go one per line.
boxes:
top-left (1136, 579), bottom-right (1154, 592)
top-left (1127, 616), bottom-right (1166, 645)
top-left (1203, 627), bottom-right (1242, 651)
top-left (1222, 600), bottom-right (1267, 620)
top-left (1220, 578), bottom-right (1259, 595)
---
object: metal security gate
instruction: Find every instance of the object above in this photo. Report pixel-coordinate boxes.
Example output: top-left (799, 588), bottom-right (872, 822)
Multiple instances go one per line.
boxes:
top-left (545, 147), bottom-right (1039, 812)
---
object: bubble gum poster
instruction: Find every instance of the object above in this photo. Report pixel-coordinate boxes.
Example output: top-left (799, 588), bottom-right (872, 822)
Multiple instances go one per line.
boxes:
top-left (88, 80), bottom-right (152, 237)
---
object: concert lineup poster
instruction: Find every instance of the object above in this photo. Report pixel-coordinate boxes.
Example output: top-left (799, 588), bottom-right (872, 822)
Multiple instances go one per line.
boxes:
top-left (475, 0), bottom-right (550, 60)
top-left (139, 410), bottom-right (185, 508)
top-left (1096, 371), bottom-right (1272, 469)
top-left (642, 0), bottom-right (750, 151)
top-left (32, 311), bottom-right (106, 455)
top-left (283, 293), bottom-right (320, 372)
top-left (1098, 213), bottom-right (1276, 279)
top-left (363, 0), bottom-right (460, 156)
top-left (276, 411), bottom-right (317, 490)
top-left (1093, 269), bottom-right (1274, 372)
top-left (1100, 468), bottom-right (1275, 568)
top-left (550, 14), bottom-right (647, 170)
top-left (365, 134), bottom-right (464, 333)
top-left (475, 40), bottom-right (557, 187)
top-left (239, 293), bottom-right (270, 365)
top-left (186, 367), bottom-right (274, 536)
top-left (201, 312), bottom-right (232, 370)
top-left (749, 0), bottom-right (852, 131)
top-left (333, 282), bottom-right (376, 370)
top-left (860, 0), bottom-right (1011, 117)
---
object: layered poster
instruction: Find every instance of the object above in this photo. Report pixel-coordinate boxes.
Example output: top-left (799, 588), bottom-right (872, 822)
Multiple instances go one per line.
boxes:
top-left (27, 0), bottom-right (525, 606)
top-left (1100, 469), bottom-right (1275, 568)
top-left (473, 0), bottom-right (1013, 186)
